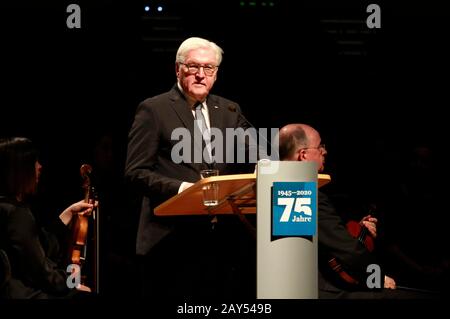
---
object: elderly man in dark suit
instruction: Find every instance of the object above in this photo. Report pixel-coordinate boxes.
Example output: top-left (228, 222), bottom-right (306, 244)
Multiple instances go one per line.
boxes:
top-left (125, 37), bottom-right (255, 299)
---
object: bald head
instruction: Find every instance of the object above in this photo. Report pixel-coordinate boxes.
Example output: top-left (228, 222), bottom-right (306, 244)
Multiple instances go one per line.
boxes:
top-left (278, 123), bottom-right (326, 171)
top-left (279, 124), bottom-right (318, 160)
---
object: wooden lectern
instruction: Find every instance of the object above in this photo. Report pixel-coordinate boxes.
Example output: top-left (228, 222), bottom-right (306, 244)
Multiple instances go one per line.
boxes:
top-left (155, 165), bottom-right (331, 299)
top-left (154, 173), bottom-right (330, 216)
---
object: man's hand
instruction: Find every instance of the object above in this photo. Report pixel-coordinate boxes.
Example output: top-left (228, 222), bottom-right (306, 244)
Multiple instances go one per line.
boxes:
top-left (178, 182), bottom-right (194, 193)
top-left (360, 215), bottom-right (378, 238)
top-left (384, 275), bottom-right (397, 289)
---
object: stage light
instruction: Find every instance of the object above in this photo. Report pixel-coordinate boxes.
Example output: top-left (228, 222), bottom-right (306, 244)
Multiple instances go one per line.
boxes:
top-left (157, 6), bottom-right (163, 12)
top-left (239, 1), bottom-right (276, 8)
top-left (144, 6), bottom-right (150, 12)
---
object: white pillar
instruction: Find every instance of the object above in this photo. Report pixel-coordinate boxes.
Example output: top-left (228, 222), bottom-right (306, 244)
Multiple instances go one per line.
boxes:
top-left (257, 160), bottom-right (318, 299)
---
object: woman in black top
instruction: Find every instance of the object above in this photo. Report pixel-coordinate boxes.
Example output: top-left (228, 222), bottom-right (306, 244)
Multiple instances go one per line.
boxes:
top-left (0, 137), bottom-right (93, 298)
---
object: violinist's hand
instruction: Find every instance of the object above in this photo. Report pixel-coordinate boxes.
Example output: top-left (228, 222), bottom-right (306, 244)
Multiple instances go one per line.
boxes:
top-left (76, 284), bottom-right (92, 293)
top-left (59, 200), bottom-right (96, 226)
top-left (69, 266), bottom-right (92, 293)
top-left (384, 275), bottom-right (397, 289)
top-left (360, 215), bottom-right (378, 238)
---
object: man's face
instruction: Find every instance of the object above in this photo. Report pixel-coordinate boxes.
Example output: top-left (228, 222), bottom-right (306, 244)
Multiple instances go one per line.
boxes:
top-left (301, 132), bottom-right (327, 172)
top-left (176, 47), bottom-right (218, 102)
top-left (305, 144), bottom-right (327, 172)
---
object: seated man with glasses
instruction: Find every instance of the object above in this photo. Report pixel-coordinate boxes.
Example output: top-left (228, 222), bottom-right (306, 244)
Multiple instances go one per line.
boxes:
top-left (278, 123), bottom-right (433, 299)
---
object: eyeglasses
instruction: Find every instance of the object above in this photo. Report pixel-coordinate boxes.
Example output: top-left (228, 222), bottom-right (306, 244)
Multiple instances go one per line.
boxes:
top-left (300, 143), bottom-right (326, 153)
top-left (180, 63), bottom-right (218, 76)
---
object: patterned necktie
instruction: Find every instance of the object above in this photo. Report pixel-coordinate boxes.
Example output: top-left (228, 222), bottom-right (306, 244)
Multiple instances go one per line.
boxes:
top-left (194, 103), bottom-right (212, 163)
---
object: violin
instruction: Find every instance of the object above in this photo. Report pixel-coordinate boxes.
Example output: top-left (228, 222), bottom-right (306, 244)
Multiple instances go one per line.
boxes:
top-left (68, 164), bottom-right (99, 293)
top-left (345, 221), bottom-right (375, 251)
top-left (327, 204), bottom-right (377, 286)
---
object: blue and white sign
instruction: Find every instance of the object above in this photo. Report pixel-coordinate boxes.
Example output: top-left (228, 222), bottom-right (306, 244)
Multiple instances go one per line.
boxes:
top-left (272, 182), bottom-right (317, 236)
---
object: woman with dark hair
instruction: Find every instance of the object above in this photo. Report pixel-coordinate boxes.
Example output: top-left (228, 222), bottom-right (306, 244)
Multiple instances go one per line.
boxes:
top-left (0, 137), bottom-right (93, 299)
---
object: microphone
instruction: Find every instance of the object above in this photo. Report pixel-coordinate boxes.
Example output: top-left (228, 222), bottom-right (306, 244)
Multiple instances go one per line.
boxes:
top-left (226, 105), bottom-right (277, 160)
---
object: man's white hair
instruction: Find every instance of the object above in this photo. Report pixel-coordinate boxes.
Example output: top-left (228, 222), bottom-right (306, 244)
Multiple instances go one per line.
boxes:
top-left (176, 37), bottom-right (223, 66)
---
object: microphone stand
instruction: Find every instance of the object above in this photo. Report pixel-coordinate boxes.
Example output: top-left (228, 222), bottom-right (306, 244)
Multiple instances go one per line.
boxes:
top-left (226, 105), bottom-right (278, 161)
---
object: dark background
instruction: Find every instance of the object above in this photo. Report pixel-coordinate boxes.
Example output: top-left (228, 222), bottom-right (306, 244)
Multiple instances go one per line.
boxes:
top-left (1, 0), bottom-right (449, 298)
top-left (2, 0), bottom-right (448, 187)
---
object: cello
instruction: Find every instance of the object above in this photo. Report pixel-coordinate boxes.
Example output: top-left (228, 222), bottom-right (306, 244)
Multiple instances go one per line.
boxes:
top-left (68, 164), bottom-right (100, 293)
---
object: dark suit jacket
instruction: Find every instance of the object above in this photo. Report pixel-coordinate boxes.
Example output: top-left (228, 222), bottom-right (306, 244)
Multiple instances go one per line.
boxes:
top-left (125, 85), bottom-right (252, 256)
top-left (318, 191), bottom-right (378, 293)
